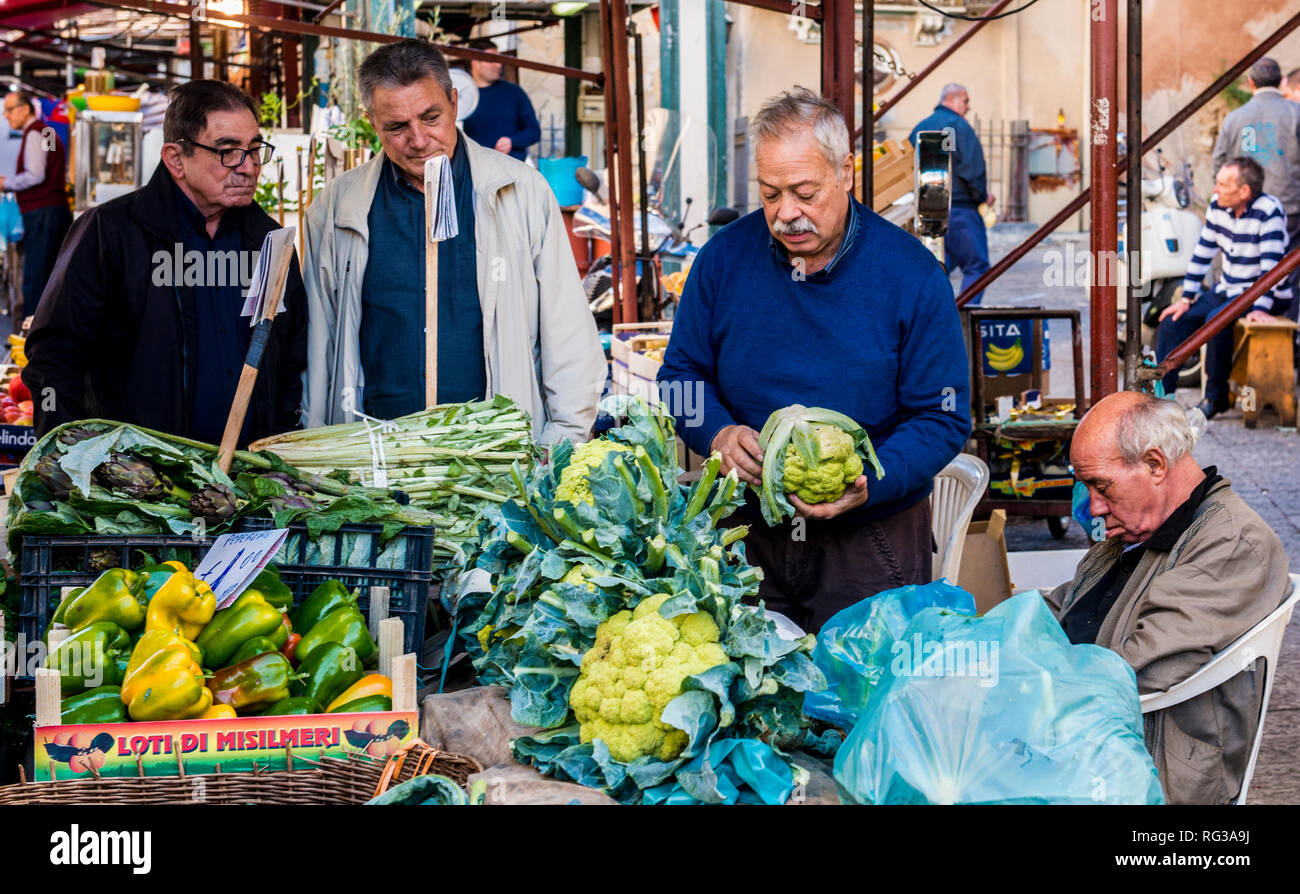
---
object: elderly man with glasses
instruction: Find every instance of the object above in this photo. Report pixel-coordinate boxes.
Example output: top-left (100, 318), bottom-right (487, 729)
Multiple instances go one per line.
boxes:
top-left (24, 80), bottom-right (308, 447)
top-left (0, 89), bottom-right (72, 319)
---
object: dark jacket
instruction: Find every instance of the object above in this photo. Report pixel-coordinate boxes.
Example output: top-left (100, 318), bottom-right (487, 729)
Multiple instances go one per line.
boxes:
top-left (24, 164), bottom-right (308, 445)
top-left (909, 105), bottom-right (987, 207)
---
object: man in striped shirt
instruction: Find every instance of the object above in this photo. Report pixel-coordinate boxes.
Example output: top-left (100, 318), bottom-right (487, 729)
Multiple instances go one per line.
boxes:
top-left (1155, 156), bottom-right (1291, 418)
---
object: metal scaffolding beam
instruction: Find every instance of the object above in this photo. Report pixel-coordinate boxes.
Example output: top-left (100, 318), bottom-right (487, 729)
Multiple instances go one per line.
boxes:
top-left (1090, 0), bottom-right (1118, 401)
top-left (854, 0), bottom-right (1016, 141)
top-left (1146, 245), bottom-right (1300, 382)
top-left (955, 7), bottom-right (1300, 309)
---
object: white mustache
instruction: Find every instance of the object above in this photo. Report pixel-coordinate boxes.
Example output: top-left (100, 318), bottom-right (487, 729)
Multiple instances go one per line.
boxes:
top-left (771, 216), bottom-right (818, 236)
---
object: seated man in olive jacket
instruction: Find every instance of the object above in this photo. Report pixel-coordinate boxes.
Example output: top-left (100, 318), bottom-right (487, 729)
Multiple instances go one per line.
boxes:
top-left (24, 80), bottom-right (307, 447)
top-left (1046, 392), bottom-right (1292, 804)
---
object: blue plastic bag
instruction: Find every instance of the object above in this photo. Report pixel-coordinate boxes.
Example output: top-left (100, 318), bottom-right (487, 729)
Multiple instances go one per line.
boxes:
top-left (0, 194), bottom-right (24, 243)
top-left (834, 589), bottom-right (1164, 805)
top-left (640, 739), bottom-right (795, 805)
top-left (804, 581), bottom-right (976, 730)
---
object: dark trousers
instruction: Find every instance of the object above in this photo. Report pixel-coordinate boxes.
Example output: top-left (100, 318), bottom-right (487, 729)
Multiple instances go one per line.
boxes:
top-left (20, 204), bottom-right (72, 318)
top-left (945, 204), bottom-right (991, 305)
top-left (1155, 290), bottom-right (1241, 405)
top-left (728, 497), bottom-right (933, 633)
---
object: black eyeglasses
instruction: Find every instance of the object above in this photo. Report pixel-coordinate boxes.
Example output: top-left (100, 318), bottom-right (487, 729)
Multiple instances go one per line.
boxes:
top-left (179, 138), bottom-right (275, 168)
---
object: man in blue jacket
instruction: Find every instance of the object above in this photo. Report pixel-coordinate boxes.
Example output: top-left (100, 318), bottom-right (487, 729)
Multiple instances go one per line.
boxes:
top-left (657, 87), bottom-right (971, 632)
top-left (909, 83), bottom-right (994, 304)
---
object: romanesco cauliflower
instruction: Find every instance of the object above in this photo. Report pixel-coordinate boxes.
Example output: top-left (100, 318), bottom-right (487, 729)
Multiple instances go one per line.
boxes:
top-left (783, 424), bottom-right (864, 504)
top-left (555, 440), bottom-right (633, 506)
top-left (569, 593), bottom-right (729, 763)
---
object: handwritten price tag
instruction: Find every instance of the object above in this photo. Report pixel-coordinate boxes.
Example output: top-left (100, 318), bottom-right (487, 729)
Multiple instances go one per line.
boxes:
top-left (195, 529), bottom-right (290, 609)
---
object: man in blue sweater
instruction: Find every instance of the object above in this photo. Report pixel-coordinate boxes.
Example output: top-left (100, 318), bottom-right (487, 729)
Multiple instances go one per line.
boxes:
top-left (462, 40), bottom-right (541, 163)
top-left (909, 84), bottom-right (993, 304)
top-left (658, 87), bottom-right (971, 632)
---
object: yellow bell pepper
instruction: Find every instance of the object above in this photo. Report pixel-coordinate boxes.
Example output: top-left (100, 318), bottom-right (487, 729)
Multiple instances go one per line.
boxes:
top-left (144, 561), bottom-right (216, 641)
top-left (197, 703), bottom-right (238, 720)
top-left (325, 674), bottom-right (392, 713)
top-left (120, 629), bottom-right (213, 721)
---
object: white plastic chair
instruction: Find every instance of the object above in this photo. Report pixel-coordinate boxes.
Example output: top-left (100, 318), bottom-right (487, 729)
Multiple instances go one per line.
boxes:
top-left (929, 453), bottom-right (990, 583)
top-left (1139, 574), bottom-right (1299, 805)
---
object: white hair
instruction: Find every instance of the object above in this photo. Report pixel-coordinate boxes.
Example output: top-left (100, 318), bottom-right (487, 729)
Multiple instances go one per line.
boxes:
top-left (751, 86), bottom-right (851, 175)
top-left (1115, 395), bottom-right (1196, 465)
top-left (940, 83), bottom-right (967, 103)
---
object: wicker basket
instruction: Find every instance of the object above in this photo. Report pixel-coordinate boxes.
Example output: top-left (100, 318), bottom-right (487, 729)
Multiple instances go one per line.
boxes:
top-left (0, 741), bottom-right (483, 806)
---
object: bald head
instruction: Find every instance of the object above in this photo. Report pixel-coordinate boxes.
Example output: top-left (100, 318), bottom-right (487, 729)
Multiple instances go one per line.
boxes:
top-left (1071, 392), bottom-right (1204, 543)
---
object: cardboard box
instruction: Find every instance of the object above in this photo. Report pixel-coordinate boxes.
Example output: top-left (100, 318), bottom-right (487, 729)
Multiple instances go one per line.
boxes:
top-left (956, 509), bottom-right (1013, 614)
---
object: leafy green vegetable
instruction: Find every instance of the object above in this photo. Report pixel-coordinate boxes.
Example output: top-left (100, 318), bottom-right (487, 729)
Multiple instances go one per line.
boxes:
top-left (452, 396), bottom-right (827, 804)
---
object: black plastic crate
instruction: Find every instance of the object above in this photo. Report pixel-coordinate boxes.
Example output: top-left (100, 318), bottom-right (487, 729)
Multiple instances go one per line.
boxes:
top-left (238, 517), bottom-right (436, 657)
top-left (14, 522), bottom-right (436, 679)
top-left (18, 535), bottom-right (214, 658)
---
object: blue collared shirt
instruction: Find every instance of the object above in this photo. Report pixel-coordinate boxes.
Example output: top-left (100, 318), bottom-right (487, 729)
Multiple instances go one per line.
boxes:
top-left (359, 141), bottom-right (485, 419)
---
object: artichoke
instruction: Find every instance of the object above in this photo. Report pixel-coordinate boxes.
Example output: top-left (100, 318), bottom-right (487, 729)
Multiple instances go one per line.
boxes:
top-left (269, 493), bottom-right (316, 514)
top-left (189, 483), bottom-right (241, 524)
top-left (93, 453), bottom-right (192, 503)
top-left (56, 425), bottom-right (104, 448)
top-left (261, 471), bottom-right (315, 497)
top-left (88, 548), bottom-right (120, 573)
top-left (34, 453), bottom-right (75, 497)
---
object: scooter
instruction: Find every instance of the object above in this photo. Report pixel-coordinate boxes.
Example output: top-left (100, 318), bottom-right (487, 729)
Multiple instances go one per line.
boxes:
top-left (1116, 146), bottom-right (1205, 388)
top-left (572, 166), bottom-right (739, 325)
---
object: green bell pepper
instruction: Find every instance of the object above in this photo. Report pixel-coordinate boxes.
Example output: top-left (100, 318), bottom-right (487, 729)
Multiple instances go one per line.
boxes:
top-left (294, 606), bottom-right (376, 668)
top-left (261, 696), bottom-right (318, 716)
top-left (196, 590), bottom-right (286, 668)
top-left (47, 622), bottom-right (131, 693)
top-left (226, 635), bottom-right (280, 667)
top-left (49, 587), bottom-right (83, 626)
top-left (328, 694), bottom-right (392, 714)
top-left (290, 580), bottom-right (357, 635)
top-left (61, 685), bottom-right (129, 724)
top-left (55, 569), bottom-right (147, 633)
top-left (291, 642), bottom-right (363, 712)
top-left (207, 650), bottom-right (299, 714)
top-left (250, 565), bottom-right (294, 612)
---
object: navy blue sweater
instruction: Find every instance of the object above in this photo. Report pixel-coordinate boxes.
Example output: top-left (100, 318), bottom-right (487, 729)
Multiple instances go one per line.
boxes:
top-left (463, 80), bottom-right (541, 162)
top-left (909, 105), bottom-right (987, 207)
top-left (657, 199), bottom-right (971, 524)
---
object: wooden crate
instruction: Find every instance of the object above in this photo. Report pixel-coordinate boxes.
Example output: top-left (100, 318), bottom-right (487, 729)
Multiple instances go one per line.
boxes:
top-left (865, 139), bottom-right (915, 212)
top-left (32, 598), bottom-right (420, 781)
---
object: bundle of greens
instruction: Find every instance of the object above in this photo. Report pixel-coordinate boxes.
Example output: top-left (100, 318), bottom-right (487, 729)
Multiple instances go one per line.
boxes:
top-left (6, 420), bottom-right (448, 555)
top-left (452, 396), bottom-right (827, 804)
top-left (248, 397), bottom-right (534, 558)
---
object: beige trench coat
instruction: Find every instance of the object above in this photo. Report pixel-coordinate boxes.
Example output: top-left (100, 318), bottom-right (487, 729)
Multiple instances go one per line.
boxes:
top-left (301, 131), bottom-right (606, 445)
top-left (1045, 478), bottom-right (1292, 804)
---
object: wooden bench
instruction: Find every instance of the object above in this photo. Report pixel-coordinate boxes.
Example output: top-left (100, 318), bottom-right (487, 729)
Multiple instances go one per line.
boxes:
top-left (1229, 318), bottom-right (1297, 429)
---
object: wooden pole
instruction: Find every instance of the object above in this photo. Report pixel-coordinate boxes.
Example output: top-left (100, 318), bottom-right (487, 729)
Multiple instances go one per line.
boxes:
top-left (424, 156), bottom-right (442, 408)
top-left (378, 617), bottom-right (404, 680)
top-left (217, 237), bottom-right (297, 473)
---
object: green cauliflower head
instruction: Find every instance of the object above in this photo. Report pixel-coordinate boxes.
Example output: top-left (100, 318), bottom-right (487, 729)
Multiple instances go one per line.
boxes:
top-left (782, 424), bottom-right (864, 504)
top-left (555, 440), bottom-right (634, 506)
top-left (569, 593), bottom-right (728, 763)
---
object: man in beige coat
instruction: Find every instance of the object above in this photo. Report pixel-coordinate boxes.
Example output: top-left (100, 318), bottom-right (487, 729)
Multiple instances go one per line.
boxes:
top-left (302, 40), bottom-right (605, 444)
top-left (1046, 392), bottom-right (1292, 804)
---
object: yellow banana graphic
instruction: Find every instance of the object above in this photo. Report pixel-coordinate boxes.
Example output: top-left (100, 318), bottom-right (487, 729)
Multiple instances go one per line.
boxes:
top-left (986, 339), bottom-right (1024, 372)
